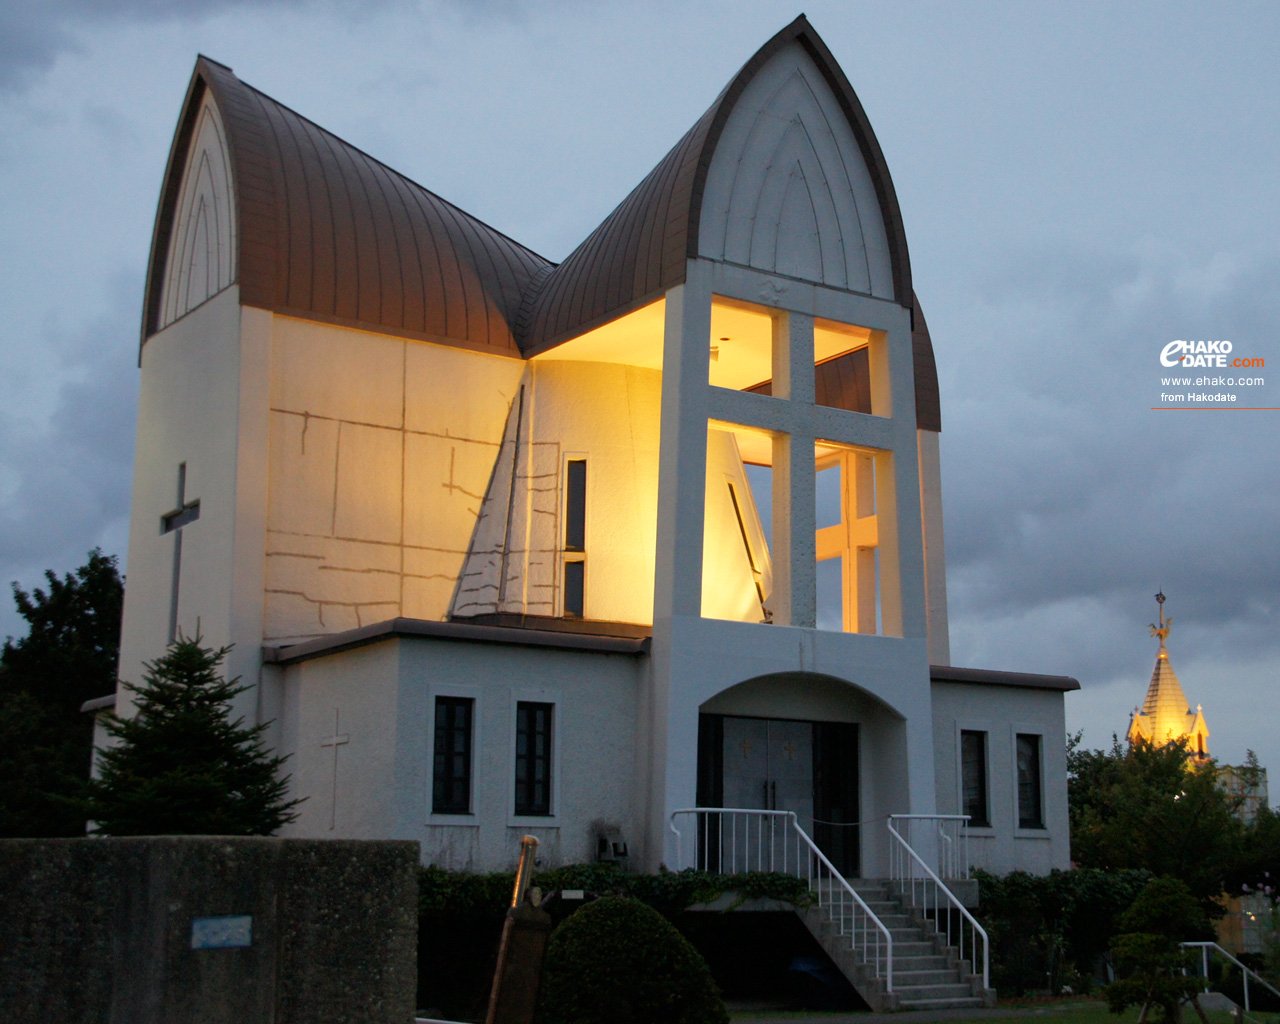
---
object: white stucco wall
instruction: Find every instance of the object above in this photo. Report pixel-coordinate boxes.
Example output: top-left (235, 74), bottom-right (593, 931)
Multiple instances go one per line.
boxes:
top-left (264, 318), bottom-right (525, 640)
top-left (277, 635), bottom-right (644, 871)
top-left (930, 681), bottom-right (1072, 875)
top-left (117, 287), bottom-right (270, 729)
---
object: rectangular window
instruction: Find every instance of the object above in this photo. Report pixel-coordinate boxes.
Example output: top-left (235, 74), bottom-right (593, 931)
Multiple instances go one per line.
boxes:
top-left (960, 730), bottom-right (989, 827)
top-left (515, 702), bottom-right (553, 816)
top-left (565, 460), bottom-right (586, 551)
top-left (1016, 733), bottom-right (1044, 829)
top-left (432, 697), bottom-right (472, 815)
top-left (564, 459), bottom-right (586, 617)
top-left (563, 560), bottom-right (585, 618)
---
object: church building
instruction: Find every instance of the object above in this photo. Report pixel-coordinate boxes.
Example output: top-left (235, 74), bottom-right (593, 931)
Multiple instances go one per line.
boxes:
top-left (107, 16), bottom-right (1079, 879)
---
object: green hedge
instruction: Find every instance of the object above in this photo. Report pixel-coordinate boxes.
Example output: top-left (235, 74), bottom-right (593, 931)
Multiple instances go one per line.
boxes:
top-left (974, 867), bottom-right (1152, 996)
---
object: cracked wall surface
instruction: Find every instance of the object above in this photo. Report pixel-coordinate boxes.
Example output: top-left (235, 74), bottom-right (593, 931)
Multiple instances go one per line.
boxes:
top-left (452, 361), bottom-right (662, 624)
top-left (264, 316), bottom-right (524, 642)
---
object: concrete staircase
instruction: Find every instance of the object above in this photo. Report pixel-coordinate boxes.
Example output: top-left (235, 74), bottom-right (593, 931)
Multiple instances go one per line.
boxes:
top-left (799, 878), bottom-right (996, 1012)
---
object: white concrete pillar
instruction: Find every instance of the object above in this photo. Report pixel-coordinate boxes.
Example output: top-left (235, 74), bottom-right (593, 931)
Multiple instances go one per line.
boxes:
top-left (653, 265), bottom-right (713, 621)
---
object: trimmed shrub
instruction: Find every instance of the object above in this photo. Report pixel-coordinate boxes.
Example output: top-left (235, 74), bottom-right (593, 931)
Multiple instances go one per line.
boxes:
top-left (537, 896), bottom-right (729, 1024)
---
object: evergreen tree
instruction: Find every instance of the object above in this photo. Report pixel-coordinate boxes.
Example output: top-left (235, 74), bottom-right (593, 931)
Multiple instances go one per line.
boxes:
top-left (84, 636), bottom-right (302, 836)
top-left (0, 549), bottom-right (124, 837)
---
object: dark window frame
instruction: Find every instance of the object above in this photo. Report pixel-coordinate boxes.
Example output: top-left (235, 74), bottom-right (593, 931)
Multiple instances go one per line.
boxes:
top-left (563, 459), bottom-right (586, 617)
top-left (960, 729), bottom-right (990, 827)
top-left (432, 696), bottom-right (473, 815)
top-left (515, 701), bottom-right (554, 816)
top-left (1016, 733), bottom-right (1044, 829)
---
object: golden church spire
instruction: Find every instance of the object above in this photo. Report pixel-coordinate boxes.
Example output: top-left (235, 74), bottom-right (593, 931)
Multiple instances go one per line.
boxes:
top-left (1128, 591), bottom-right (1210, 764)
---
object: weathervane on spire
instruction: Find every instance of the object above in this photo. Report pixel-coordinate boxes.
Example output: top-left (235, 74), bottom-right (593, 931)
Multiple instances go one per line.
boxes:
top-left (1149, 590), bottom-right (1172, 652)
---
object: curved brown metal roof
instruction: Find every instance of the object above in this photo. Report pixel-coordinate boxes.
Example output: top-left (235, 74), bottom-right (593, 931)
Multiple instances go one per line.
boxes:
top-left (142, 57), bottom-right (552, 354)
top-left (143, 26), bottom-right (938, 430)
top-left (517, 15), bottom-right (913, 357)
top-left (912, 293), bottom-right (941, 432)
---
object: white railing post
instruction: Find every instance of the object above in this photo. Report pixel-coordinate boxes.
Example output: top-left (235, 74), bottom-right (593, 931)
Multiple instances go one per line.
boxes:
top-left (888, 815), bottom-right (988, 992)
top-left (670, 807), bottom-right (895, 993)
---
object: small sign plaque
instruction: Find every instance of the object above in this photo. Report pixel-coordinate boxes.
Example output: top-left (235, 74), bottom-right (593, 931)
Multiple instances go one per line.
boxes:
top-left (191, 915), bottom-right (253, 949)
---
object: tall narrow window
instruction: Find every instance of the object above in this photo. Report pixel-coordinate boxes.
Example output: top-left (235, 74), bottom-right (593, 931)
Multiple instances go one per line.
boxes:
top-left (432, 697), bottom-right (472, 815)
top-left (960, 730), bottom-right (989, 827)
top-left (515, 702), bottom-right (553, 816)
top-left (564, 459), bottom-right (586, 617)
top-left (1016, 733), bottom-right (1044, 829)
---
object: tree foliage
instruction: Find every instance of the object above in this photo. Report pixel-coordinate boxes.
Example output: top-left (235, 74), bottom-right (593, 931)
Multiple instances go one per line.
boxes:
top-left (1103, 877), bottom-right (1213, 1023)
top-left (83, 636), bottom-right (301, 836)
top-left (1068, 732), bottom-right (1244, 907)
top-left (975, 867), bottom-right (1152, 995)
top-left (0, 549), bottom-right (124, 837)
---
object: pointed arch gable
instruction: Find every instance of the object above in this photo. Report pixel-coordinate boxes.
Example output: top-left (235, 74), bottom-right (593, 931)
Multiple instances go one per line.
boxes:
top-left (699, 43), bottom-right (893, 297)
top-left (155, 90), bottom-right (238, 330)
top-left (519, 15), bottom-right (912, 357)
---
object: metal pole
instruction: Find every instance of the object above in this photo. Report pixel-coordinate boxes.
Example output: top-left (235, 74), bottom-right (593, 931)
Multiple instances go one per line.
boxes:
top-left (510, 835), bottom-right (539, 908)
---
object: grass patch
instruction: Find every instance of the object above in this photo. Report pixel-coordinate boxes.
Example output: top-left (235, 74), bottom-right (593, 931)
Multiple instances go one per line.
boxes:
top-left (729, 995), bottom-right (1280, 1023)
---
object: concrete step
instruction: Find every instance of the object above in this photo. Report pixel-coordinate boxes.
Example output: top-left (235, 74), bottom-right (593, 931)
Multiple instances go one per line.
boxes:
top-left (897, 996), bottom-right (990, 1011)
top-left (892, 983), bottom-right (974, 1001)
top-left (882, 941), bottom-right (938, 958)
top-left (892, 956), bottom-right (953, 972)
top-left (892, 969), bottom-right (964, 986)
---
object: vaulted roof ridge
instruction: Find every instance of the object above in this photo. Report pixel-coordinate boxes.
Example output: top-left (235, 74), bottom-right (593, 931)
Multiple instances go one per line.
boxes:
top-left (515, 14), bottom-right (914, 358)
top-left (143, 55), bottom-right (552, 355)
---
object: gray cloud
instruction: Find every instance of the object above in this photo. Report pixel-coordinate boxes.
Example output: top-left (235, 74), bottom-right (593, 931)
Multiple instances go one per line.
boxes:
top-left (0, 0), bottom-right (345, 93)
top-left (941, 241), bottom-right (1280, 763)
top-left (0, 270), bottom-right (139, 639)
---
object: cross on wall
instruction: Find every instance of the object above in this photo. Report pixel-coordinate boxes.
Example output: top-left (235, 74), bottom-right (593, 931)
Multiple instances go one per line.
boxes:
top-left (320, 709), bottom-right (350, 831)
top-left (160, 463), bottom-right (201, 642)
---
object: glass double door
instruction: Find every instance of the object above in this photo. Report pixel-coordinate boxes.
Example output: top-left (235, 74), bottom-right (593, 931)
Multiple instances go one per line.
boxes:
top-left (723, 717), bottom-right (814, 821)
top-left (697, 714), bottom-right (860, 876)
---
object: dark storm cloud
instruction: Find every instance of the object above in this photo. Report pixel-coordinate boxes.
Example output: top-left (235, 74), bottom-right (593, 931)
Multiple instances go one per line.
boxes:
top-left (942, 242), bottom-right (1280, 682)
top-left (0, 271), bottom-right (139, 633)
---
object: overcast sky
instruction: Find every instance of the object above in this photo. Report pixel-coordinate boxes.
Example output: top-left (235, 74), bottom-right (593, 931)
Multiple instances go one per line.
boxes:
top-left (1, 0), bottom-right (1276, 779)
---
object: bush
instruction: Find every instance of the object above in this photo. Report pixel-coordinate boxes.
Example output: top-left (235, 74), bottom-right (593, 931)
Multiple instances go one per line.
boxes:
top-left (537, 896), bottom-right (728, 1024)
top-left (416, 865), bottom-right (808, 1016)
top-left (1103, 876), bottom-right (1212, 1022)
top-left (975, 867), bottom-right (1151, 995)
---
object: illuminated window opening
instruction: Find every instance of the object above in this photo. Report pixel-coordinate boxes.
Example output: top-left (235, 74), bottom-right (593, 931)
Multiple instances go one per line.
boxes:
top-left (814, 319), bottom-right (876, 413)
top-left (815, 440), bottom-right (881, 634)
top-left (702, 422), bottom-right (774, 623)
top-left (708, 298), bottom-right (775, 391)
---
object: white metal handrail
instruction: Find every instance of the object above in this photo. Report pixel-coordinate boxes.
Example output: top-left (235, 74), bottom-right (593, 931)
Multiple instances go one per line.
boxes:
top-left (670, 808), bottom-right (894, 991)
top-left (888, 815), bottom-right (989, 990)
top-left (889, 813), bottom-right (971, 880)
top-left (1181, 940), bottom-right (1280, 1014)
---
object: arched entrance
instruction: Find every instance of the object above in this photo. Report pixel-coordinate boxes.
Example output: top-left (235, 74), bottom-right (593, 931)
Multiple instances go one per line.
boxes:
top-left (695, 672), bottom-right (907, 877)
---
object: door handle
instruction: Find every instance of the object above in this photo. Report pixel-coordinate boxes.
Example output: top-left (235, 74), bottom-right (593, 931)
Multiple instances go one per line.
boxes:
top-left (771, 780), bottom-right (777, 809)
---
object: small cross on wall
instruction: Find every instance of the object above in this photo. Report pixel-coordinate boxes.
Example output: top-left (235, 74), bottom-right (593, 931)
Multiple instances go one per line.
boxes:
top-left (160, 463), bottom-right (201, 642)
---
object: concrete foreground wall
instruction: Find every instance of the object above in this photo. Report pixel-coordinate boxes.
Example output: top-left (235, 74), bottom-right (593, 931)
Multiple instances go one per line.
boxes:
top-left (0, 837), bottom-right (418, 1024)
